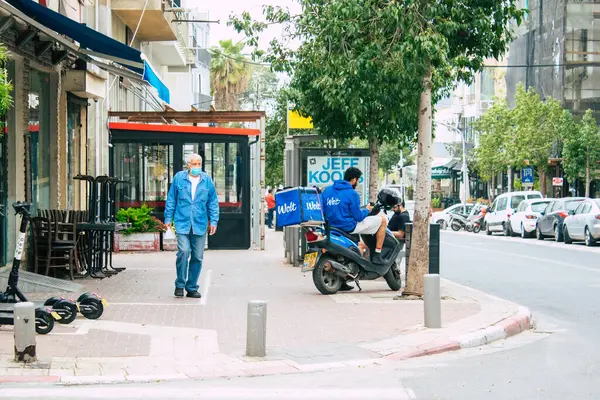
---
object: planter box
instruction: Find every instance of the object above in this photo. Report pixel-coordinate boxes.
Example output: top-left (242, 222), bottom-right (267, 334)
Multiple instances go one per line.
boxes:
top-left (432, 208), bottom-right (443, 213)
top-left (114, 232), bottom-right (160, 253)
top-left (163, 234), bottom-right (178, 251)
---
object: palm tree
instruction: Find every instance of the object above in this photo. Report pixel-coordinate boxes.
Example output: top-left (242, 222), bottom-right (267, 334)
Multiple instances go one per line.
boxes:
top-left (210, 40), bottom-right (252, 111)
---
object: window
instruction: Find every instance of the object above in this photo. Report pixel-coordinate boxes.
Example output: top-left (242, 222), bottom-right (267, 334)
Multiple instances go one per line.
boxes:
top-left (142, 144), bottom-right (174, 202)
top-left (575, 203), bottom-right (587, 215)
top-left (28, 69), bottom-right (51, 213)
top-left (480, 68), bottom-right (495, 100)
top-left (531, 202), bottom-right (550, 213)
top-left (594, 199), bottom-right (600, 208)
top-left (517, 201), bottom-right (527, 212)
top-left (497, 197), bottom-right (508, 211)
top-left (204, 142), bottom-right (243, 213)
top-left (511, 195), bottom-right (525, 210)
top-left (527, 194), bottom-right (542, 200)
top-left (113, 143), bottom-right (142, 207)
top-left (490, 200), bottom-right (497, 212)
top-left (565, 200), bottom-right (583, 211)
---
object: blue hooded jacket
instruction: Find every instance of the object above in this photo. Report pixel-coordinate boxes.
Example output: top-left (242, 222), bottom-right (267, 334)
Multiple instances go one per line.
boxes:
top-left (322, 180), bottom-right (369, 232)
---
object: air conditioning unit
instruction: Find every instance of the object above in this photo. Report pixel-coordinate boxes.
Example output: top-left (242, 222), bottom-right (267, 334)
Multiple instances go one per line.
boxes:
top-left (479, 100), bottom-right (494, 111)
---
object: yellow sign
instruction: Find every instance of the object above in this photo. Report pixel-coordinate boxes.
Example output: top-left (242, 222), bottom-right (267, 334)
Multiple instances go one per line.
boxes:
top-left (287, 110), bottom-right (314, 129)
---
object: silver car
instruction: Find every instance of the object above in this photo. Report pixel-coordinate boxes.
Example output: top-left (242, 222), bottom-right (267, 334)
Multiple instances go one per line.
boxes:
top-left (563, 198), bottom-right (600, 247)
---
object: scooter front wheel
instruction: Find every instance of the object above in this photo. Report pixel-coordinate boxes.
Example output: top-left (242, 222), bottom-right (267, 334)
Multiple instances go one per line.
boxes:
top-left (473, 225), bottom-right (481, 234)
top-left (35, 308), bottom-right (55, 335)
top-left (384, 262), bottom-right (401, 291)
top-left (312, 257), bottom-right (343, 295)
top-left (451, 222), bottom-right (462, 231)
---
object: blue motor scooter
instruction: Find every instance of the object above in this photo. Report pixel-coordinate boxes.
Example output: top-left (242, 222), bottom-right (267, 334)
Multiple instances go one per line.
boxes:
top-left (302, 188), bottom-right (404, 295)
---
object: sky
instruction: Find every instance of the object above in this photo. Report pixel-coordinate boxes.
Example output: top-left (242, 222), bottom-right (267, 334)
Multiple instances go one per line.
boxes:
top-left (184, 0), bottom-right (300, 50)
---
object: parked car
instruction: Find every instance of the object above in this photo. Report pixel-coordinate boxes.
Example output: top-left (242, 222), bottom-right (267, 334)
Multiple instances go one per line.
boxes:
top-left (536, 197), bottom-right (585, 242)
top-left (562, 198), bottom-right (600, 246)
top-left (485, 191), bottom-right (543, 236)
top-left (430, 203), bottom-right (474, 229)
top-left (508, 199), bottom-right (552, 238)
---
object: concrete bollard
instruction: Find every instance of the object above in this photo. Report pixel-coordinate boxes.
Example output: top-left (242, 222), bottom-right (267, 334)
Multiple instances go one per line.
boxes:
top-left (14, 302), bottom-right (36, 362)
top-left (424, 274), bottom-right (441, 329)
top-left (246, 300), bottom-right (267, 357)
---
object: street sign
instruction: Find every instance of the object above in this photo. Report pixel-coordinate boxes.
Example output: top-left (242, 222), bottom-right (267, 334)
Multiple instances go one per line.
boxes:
top-left (552, 177), bottom-right (564, 186)
top-left (306, 156), bottom-right (370, 204)
top-left (521, 167), bottom-right (534, 184)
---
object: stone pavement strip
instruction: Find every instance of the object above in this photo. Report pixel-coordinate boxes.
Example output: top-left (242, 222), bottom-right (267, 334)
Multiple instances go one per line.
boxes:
top-left (0, 230), bottom-right (533, 385)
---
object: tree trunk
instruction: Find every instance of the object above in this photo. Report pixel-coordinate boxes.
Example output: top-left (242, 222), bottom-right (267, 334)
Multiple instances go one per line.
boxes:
top-left (585, 152), bottom-right (591, 198)
top-left (540, 169), bottom-right (547, 197)
top-left (368, 136), bottom-right (379, 203)
top-left (507, 166), bottom-right (513, 193)
top-left (405, 66), bottom-right (433, 297)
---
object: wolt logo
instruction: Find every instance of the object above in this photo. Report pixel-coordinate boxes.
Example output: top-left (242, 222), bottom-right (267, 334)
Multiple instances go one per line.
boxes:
top-left (278, 202), bottom-right (297, 214)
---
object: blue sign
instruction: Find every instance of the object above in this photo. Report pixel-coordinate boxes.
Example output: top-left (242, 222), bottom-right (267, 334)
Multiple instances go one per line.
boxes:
top-left (521, 167), bottom-right (534, 184)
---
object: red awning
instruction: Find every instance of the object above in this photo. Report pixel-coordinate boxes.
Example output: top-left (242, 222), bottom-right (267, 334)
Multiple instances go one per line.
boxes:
top-left (109, 122), bottom-right (260, 136)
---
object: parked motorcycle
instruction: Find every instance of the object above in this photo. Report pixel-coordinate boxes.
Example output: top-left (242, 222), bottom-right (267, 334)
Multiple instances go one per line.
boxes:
top-left (449, 212), bottom-right (469, 231)
top-left (302, 188), bottom-right (404, 295)
top-left (465, 205), bottom-right (488, 233)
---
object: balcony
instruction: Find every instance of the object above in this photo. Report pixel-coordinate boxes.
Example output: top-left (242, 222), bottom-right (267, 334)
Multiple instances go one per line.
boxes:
top-left (193, 92), bottom-right (212, 110)
top-left (197, 48), bottom-right (211, 68)
top-left (111, 0), bottom-right (177, 41)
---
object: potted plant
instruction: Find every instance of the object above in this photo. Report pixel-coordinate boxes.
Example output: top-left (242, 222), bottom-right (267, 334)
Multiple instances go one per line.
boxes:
top-left (114, 204), bottom-right (167, 252)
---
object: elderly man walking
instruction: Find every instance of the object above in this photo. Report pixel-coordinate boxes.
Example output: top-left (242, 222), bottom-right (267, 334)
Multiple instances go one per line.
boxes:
top-left (164, 154), bottom-right (219, 298)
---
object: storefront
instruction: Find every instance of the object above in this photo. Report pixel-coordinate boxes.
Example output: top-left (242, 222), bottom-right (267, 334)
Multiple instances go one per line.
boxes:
top-left (109, 122), bottom-right (262, 250)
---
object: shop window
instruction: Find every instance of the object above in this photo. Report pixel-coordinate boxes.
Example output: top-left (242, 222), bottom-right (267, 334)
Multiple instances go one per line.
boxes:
top-left (204, 142), bottom-right (243, 213)
top-left (113, 143), bottom-right (142, 208)
top-left (28, 69), bottom-right (51, 213)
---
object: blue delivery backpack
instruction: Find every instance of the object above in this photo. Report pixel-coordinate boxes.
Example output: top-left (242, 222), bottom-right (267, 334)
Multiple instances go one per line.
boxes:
top-left (275, 187), bottom-right (325, 228)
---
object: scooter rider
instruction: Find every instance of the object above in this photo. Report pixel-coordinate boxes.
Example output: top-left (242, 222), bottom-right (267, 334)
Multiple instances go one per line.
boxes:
top-left (322, 167), bottom-right (388, 265)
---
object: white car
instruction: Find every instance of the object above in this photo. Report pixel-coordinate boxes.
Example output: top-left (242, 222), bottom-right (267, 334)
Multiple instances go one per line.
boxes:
top-left (563, 198), bottom-right (600, 246)
top-left (509, 199), bottom-right (552, 238)
top-left (485, 190), bottom-right (543, 236)
top-left (430, 203), bottom-right (474, 229)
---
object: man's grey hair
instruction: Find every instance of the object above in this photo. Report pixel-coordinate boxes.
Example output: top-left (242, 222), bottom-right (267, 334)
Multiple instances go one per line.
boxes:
top-left (185, 153), bottom-right (202, 164)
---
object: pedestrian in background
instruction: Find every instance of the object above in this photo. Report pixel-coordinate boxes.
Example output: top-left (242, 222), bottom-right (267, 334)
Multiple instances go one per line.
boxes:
top-left (266, 188), bottom-right (276, 229)
top-left (164, 153), bottom-right (219, 298)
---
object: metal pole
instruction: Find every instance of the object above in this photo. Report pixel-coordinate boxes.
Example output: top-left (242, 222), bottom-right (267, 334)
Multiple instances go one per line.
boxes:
top-left (259, 117), bottom-right (266, 251)
top-left (14, 302), bottom-right (36, 362)
top-left (246, 300), bottom-right (267, 357)
top-left (424, 274), bottom-right (441, 329)
top-left (462, 129), bottom-right (467, 206)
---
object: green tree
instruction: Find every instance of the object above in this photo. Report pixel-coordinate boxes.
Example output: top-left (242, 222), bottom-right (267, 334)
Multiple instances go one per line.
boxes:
top-left (210, 40), bottom-right (252, 111)
top-left (0, 44), bottom-right (13, 116)
top-left (240, 66), bottom-right (279, 111)
top-left (562, 109), bottom-right (600, 198)
top-left (231, 0), bottom-right (525, 295)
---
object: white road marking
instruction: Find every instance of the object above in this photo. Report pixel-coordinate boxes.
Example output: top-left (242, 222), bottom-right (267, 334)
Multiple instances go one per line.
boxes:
top-left (107, 302), bottom-right (204, 306)
top-left (200, 269), bottom-right (212, 305)
top-left (0, 387), bottom-right (415, 399)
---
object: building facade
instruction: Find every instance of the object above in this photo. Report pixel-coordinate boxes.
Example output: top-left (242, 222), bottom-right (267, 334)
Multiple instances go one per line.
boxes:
top-left (0, 0), bottom-right (211, 266)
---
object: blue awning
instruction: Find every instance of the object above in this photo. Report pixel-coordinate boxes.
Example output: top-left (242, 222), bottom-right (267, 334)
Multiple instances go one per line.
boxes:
top-left (7, 0), bottom-right (170, 103)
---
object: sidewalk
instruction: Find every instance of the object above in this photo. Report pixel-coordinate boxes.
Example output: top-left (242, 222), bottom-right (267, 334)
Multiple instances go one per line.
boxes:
top-left (0, 230), bottom-right (532, 384)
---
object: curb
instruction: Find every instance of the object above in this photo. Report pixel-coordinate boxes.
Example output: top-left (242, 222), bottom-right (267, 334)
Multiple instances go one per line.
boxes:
top-left (0, 307), bottom-right (533, 386)
top-left (384, 306), bottom-right (533, 361)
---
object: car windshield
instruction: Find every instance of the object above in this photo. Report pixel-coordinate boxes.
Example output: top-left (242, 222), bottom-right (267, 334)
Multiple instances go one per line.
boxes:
top-left (531, 202), bottom-right (550, 212)
top-left (511, 195), bottom-right (525, 209)
top-left (527, 194), bottom-right (542, 199)
top-left (565, 200), bottom-right (584, 211)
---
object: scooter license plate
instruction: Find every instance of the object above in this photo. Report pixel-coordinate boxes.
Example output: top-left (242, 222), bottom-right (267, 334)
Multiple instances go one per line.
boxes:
top-left (101, 298), bottom-right (108, 307)
top-left (302, 252), bottom-right (318, 272)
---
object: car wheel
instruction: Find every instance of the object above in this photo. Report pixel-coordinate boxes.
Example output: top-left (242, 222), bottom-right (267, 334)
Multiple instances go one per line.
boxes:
top-left (503, 222), bottom-right (511, 237)
top-left (486, 223), bottom-right (492, 236)
top-left (554, 224), bottom-right (563, 242)
top-left (520, 224), bottom-right (528, 239)
top-left (536, 226), bottom-right (544, 241)
top-left (563, 225), bottom-right (573, 244)
top-left (585, 227), bottom-right (597, 247)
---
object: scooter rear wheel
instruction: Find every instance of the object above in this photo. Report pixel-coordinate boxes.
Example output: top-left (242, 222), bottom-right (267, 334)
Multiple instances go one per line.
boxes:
top-left (80, 298), bottom-right (104, 320)
top-left (451, 222), bottom-right (462, 231)
top-left (312, 257), bottom-right (343, 295)
top-left (473, 225), bottom-right (481, 234)
top-left (54, 300), bottom-right (78, 325)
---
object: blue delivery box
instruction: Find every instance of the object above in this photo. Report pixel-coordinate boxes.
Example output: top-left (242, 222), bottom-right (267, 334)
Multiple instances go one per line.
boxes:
top-left (275, 187), bottom-right (324, 228)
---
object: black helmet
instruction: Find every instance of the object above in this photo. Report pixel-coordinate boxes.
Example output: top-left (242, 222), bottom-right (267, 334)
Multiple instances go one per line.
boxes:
top-left (377, 188), bottom-right (401, 207)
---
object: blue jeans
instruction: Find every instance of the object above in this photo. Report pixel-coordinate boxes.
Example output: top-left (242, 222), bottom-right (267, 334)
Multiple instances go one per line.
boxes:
top-left (175, 233), bottom-right (206, 292)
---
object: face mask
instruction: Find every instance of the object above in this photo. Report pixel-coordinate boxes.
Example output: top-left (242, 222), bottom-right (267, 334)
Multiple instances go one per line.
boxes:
top-left (190, 167), bottom-right (202, 177)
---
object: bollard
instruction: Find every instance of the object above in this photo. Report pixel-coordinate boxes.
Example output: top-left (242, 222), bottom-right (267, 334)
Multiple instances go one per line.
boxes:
top-left (246, 300), bottom-right (267, 357)
top-left (423, 274), bottom-right (441, 329)
top-left (14, 302), bottom-right (36, 362)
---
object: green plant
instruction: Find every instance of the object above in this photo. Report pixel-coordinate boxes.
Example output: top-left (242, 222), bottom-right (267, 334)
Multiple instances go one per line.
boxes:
top-left (115, 204), bottom-right (167, 236)
top-left (431, 197), bottom-right (442, 208)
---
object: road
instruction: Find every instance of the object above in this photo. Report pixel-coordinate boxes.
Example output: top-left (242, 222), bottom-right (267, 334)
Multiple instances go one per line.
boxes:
top-left (2, 231), bottom-right (599, 399)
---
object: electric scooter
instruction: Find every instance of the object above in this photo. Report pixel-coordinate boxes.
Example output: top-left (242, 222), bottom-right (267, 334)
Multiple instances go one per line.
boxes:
top-left (0, 203), bottom-right (106, 334)
top-left (302, 188), bottom-right (404, 295)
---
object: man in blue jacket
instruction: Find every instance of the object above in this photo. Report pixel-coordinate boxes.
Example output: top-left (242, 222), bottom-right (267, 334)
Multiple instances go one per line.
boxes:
top-left (322, 167), bottom-right (388, 265)
top-left (164, 154), bottom-right (219, 298)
